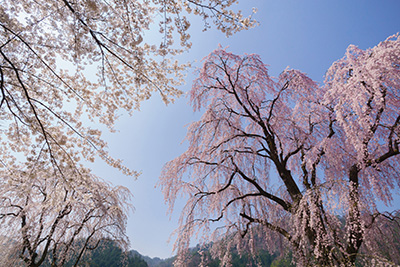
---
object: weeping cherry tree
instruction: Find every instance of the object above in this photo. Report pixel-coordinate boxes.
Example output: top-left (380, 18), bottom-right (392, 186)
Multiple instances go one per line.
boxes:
top-left (160, 34), bottom-right (400, 266)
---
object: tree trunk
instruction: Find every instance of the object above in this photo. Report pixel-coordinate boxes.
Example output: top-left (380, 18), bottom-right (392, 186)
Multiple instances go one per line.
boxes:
top-left (346, 165), bottom-right (363, 265)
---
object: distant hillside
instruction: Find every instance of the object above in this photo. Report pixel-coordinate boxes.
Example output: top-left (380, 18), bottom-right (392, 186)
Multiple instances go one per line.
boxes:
top-left (130, 245), bottom-right (293, 267)
top-left (130, 250), bottom-right (174, 267)
top-left (40, 239), bottom-right (148, 267)
top-left (0, 236), bottom-right (293, 266)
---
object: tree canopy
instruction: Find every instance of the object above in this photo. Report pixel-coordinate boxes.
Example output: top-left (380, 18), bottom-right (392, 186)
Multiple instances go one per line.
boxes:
top-left (0, 0), bottom-right (256, 178)
top-left (160, 34), bottom-right (400, 266)
top-left (0, 1), bottom-right (256, 266)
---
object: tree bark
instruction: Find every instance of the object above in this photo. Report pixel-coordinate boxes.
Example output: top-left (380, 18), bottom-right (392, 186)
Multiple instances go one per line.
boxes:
top-left (346, 165), bottom-right (363, 265)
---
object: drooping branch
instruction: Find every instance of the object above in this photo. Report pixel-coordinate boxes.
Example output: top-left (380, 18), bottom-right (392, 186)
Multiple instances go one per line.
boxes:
top-left (239, 212), bottom-right (292, 242)
top-left (233, 162), bottom-right (291, 211)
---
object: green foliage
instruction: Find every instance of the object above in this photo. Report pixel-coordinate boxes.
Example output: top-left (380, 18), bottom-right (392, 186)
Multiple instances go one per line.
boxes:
top-left (230, 250), bottom-right (277, 267)
top-left (74, 240), bottom-right (148, 267)
top-left (270, 251), bottom-right (295, 267)
top-left (172, 246), bottom-right (279, 267)
top-left (42, 239), bottom-right (148, 267)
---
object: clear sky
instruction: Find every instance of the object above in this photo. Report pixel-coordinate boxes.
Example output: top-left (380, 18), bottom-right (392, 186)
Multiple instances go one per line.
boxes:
top-left (91, 0), bottom-right (400, 259)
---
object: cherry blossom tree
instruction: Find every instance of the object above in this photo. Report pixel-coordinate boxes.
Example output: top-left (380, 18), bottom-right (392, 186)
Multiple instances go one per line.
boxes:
top-left (0, 1), bottom-right (255, 265)
top-left (0, 159), bottom-right (132, 267)
top-left (160, 35), bottom-right (400, 266)
top-left (0, 0), bottom-right (256, 179)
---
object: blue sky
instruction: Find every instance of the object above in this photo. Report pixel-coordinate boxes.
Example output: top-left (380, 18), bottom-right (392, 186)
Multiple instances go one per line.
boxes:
top-left (92, 0), bottom-right (400, 259)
